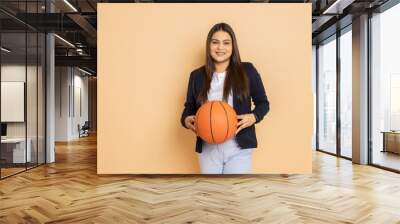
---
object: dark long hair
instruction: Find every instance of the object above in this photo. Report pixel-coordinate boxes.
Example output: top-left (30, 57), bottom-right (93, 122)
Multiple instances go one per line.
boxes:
top-left (197, 23), bottom-right (249, 105)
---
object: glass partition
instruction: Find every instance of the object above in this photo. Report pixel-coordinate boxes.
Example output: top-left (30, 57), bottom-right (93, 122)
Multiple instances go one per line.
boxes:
top-left (371, 3), bottom-right (400, 171)
top-left (317, 35), bottom-right (337, 155)
top-left (0, 1), bottom-right (46, 179)
top-left (1, 31), bottom-right (28, 177)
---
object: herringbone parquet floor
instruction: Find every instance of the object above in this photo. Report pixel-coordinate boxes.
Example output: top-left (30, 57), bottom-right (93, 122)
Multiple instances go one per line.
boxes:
top-left (1, 133), bottom-right (400, 224)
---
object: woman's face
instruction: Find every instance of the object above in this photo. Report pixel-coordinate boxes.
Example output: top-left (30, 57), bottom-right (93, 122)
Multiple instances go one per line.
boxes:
top-left (209, 30), bottom-right (232, 63)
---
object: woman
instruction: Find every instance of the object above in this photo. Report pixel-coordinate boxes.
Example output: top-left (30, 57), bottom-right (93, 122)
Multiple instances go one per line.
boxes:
top-left (180, 23), bottom-right (269, 174)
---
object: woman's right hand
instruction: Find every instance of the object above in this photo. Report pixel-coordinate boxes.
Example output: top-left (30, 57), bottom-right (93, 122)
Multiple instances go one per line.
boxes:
top-left (184, 115), bottom-right (196, 134)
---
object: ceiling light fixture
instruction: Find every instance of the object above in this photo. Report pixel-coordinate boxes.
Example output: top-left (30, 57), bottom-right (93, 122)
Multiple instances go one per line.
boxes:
top-left (1, 47), bottom-right (11, 53)
top-left (77, 67), bottom-right (93, 76)
top-left (63, 0), bottom-right (78, 12)
top-left (322, 0), bottom-right (354, 15)
top-left (54, 34), bottom-right (75, 48)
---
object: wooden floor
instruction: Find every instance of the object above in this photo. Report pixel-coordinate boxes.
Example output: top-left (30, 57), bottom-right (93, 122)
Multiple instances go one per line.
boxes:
top-left (373, 150), bottom-right (400, 171)
top-left (1, 163), bottom-right (46, 178)
top-left (0, 167), bottom-right (26, 178)
top-left (1, 134), bottom-right (400, 223)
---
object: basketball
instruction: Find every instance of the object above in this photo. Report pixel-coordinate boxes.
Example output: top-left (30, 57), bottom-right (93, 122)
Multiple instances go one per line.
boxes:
top-left (195, 101), bottom-right (237, 144)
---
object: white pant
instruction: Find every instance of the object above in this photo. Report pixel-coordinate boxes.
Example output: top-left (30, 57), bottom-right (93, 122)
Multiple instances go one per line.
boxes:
top-left (198, 138), bottom-right (254, 174)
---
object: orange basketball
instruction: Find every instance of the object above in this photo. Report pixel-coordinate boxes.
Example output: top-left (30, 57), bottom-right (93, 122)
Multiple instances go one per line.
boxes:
top-left (195, 100), bottom-right (237, 144)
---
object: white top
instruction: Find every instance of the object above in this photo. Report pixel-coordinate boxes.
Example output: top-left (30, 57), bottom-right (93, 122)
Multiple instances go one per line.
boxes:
top-left (207, 71), bottom-right (233, 106)
top-left (204, 71), bottom-right (238, 148)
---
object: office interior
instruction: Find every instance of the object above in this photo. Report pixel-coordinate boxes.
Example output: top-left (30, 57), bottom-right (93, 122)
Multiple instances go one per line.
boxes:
top-left (0, 0), bottom-right (400, 223)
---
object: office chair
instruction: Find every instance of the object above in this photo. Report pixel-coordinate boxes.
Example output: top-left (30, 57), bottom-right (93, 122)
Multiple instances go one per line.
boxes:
top-left (79, 121), bottom-right (90, 138)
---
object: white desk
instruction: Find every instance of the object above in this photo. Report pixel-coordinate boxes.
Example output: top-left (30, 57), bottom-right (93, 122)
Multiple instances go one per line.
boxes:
top-left (1, 138), bottom-right (32, 163)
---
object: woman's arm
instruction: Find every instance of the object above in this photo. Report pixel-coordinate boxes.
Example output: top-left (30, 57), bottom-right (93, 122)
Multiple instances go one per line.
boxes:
top-left (180, 71), bottom-right (197, 128)
top-left (248, 63), bottom-right (270, 124)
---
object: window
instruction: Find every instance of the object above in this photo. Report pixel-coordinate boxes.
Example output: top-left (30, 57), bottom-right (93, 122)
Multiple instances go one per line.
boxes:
top-left (371, 2), bottom-right (400, 171)
top-left (317, 35), bottom-right (337, 154)
top-left (340, 27), bottom-right (352, 158)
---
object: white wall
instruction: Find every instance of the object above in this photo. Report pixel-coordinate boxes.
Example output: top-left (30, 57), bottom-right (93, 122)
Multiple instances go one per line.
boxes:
top-left (72, 72), bottom-right (89, 138)
top-left (1, 64), bottom-right (46, 164)
top-left (55, 67), bottom-right (89, 141)
top-left (55, 66), bottom-right (69, 141)
top-left (1, 65), bottom-right (40, 137)
top-left (1, 66), bottom-right (26, 139)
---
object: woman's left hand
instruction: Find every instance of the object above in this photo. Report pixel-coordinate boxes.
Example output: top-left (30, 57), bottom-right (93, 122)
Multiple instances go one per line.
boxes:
top-left (236, 113), bottom-right (256, 135)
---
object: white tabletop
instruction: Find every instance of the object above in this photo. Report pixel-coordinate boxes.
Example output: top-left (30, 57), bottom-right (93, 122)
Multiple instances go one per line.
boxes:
top-left (1, 138), bottom-right (30, 144)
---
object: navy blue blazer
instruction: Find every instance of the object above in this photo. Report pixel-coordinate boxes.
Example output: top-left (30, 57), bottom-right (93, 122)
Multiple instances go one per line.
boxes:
top-left (181, 62), bottom-right (270, 153)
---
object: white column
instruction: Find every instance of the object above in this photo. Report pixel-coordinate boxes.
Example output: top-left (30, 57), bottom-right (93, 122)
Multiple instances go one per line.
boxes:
top-left (46, 1), bottom-right (55, 163)
top-left (352, 14), bottom-right (369, 164)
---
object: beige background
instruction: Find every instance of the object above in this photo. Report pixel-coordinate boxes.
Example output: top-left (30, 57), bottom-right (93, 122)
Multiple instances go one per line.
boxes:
top-left (97, 3), bottom-right (312, 174)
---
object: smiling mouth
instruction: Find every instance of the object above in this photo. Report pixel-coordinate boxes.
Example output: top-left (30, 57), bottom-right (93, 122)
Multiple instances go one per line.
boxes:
top-left (216, 52), bottom-right (225, 56)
